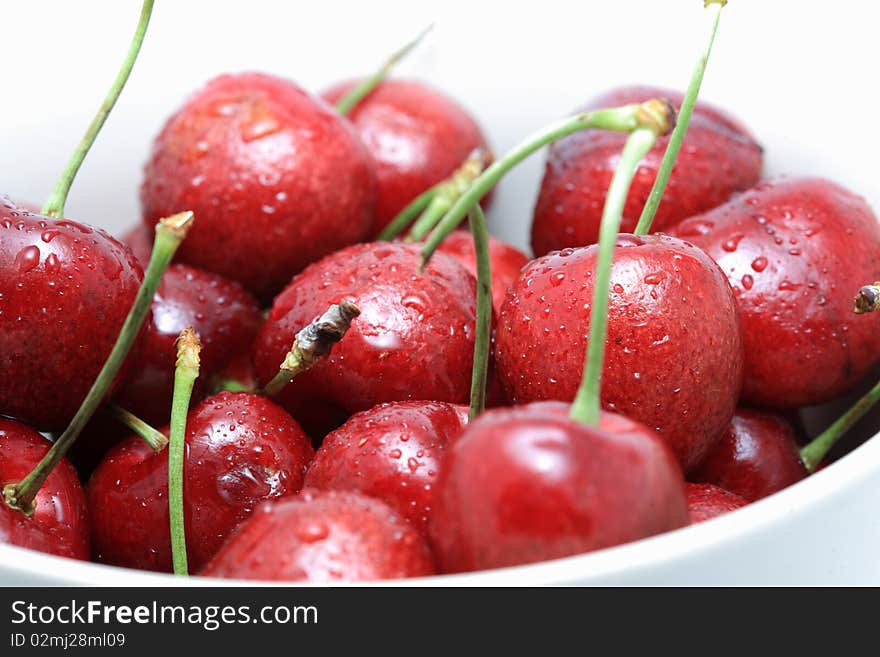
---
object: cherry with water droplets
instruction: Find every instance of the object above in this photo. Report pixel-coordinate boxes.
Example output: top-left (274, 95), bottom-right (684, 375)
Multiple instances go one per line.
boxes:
top-left (87, 392), bottom-right (313, 572)
top-left (686, 482), bottom-right (747, 524)
top-left (201, 489), bottom-right (436, 582)
top-left (141, 73), bottom-right (377, 299)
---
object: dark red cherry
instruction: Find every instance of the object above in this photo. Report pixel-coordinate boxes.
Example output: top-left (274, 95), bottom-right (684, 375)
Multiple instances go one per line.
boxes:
top-left (686, 483), bottom-right (747, 524)
top-left (429, 402), bottom-right (688, 573)
top-left (672, 177), bottom-right (880, 408)
top-left (691, 408), bottom-right (807, 501)
top-left (112, 263), bottom-right (262, 426)
top-left (0, 197), bottom-right (144, 430)
top-left (495, 234), bottom-right (743, 471)
top-left (252, 242), bottom-right (477, 436)
top-left (531, 85), bottom-right (763, 256)
top-left (120, 223), bottom-right (153, 267)
top-left (0, 418), bottom-right (89, 559)
top-left (322, 79), bottom-right (489, 235)
top-left (87, 392), bottom-right (313, 572)
top-left (201, 489), bottom-right (436, 582)
top-left (435, 230), bottom-right (530, 314)
top-left (305, 400), bottom-right (468, 531)
top-left (141, 73), bottom-right (377, 299)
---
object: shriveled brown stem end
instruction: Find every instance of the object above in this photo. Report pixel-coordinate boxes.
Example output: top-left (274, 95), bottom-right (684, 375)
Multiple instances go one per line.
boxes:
top-left (175, 326), bottom-right (201, 372)
top-left (854, 284), bottom-right (880, 314)
top-left (704, 0), bottom-right (728, 8)
top-left (637, 98), bottom-right (677, 137)
top-left (281, 300), bottom-right (361, 374)
top-left (158, 210), bottom-right (195, 239)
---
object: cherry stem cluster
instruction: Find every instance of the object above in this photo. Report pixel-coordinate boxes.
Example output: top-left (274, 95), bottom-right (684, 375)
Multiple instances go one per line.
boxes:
top-left (42, 0), bottom-right (154, 219)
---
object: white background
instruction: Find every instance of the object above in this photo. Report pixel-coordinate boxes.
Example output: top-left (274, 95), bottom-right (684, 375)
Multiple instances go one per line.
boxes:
top-left (0, 0), bottom-right (875, 251)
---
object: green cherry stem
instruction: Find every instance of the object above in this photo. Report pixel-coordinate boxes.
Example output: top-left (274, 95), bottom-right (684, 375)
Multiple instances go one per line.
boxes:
top-left (569, 119), bottom-right (675, 425)
top-left (633, 0), bottom-right (726, 236)
top-left (800, 378), bottom-right (880, 472)
top-left (42, 0), bottom-right (154, 219)
top-left (404, 149), bottom-right (493, 243)
top-left (378, 187), bottom-right (437, 241)
top-left (2, 211), bottom-right (194, 516)
top-left (467, 205), bottom-right (493, 420)
top-left (263, 300), bottom-right (361, 397)
top-left (420, 100), bottom-right (673, 268)
top-left (335, 24), bottom-right (433, 116)
top-left (169, 328), bottom-right (201, 577)
top-left (107, 404), bottom-right (168, 452)
top-left (211, 377), bottom-right (253, 394)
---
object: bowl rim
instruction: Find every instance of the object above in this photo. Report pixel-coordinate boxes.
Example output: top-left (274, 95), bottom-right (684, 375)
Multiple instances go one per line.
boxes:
top-left (2, 427), bottom-right (877, 586)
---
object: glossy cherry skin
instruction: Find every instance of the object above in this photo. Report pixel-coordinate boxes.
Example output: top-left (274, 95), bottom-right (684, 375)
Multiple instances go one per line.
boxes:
top-left (201, 489), bottom-right (436, 582)
top-left (141, 72), bottom-right (377, 299)
top-left (436, 231), bottom-right (530, 314)
top-left (322, 79), bottom-right (489, 235)
top-left (113, 263), bottom-right (262, 426)
top-left (686, 483), bottom-right (747, 524)
top-left (691, 408), bottom-right (807, 502)
top-left (0, 197), bottom-right (144, 430)
top-left (305, 401), bottom-right (469, 532)
top-left (495, 234), bottom-right (743, 471)
top-left (429, 402), bottom-right (688, 573)
top-left (87, 392), bottom-right (314, 572)
top-left (120, 224), bottom-right (153, 266)
top-left (531, 85), bottom-right (763, 256)
top-left (672, 177), bottom-right (880, 408)
top-left (252, 242), bottom-right (477, 436)
top-left (0, 419), bottom-right (89, 560)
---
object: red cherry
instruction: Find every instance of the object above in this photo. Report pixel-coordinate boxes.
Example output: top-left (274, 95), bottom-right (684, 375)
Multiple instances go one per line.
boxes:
top-left (531, 85), bottom-right (763, 256)
top-left (429, 401), bottom-right (688, 573)
top-left (686, 483), bottom-right (747, 524)
top-left (305, 400), bottom-right (468, 531)
top-left (0, 419), bottom-right (89, 560)
top-left (495, 234), bottom-right (743, 470)
top-left (252, 242), bottom-right (478, 436)
top-left (0, 197), bottom-right (144, 430)
top-left (141, 73), bottom-right (377, 299)
top-left (120, 224), bottom-right (154, 267)
top-left (322, 79), bottom-right (489, 235)
top-left (112, 263), bottom-right (262, 426)
top-left (201, 489), bottom-right (436, 582)
top-left (435, 231), bottom-right (530, 314)
top-left (691, 408), bottom-right (807, 502)
top-left (87, 392), bottom-right (313, 572)
top-left (672, 177), bottom-right (880, 408)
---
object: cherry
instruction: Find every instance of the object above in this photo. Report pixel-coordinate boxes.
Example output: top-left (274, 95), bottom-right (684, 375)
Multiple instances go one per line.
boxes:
top-left (141, 72), bottom-right (377, 299)
top-left (531, 84), bottom-right (763, 256)
top-left (495, 234), bottom-right (743, 470)
top-left (691, 408), bottom-right (807, 502)
top-left (435, 230), bottom-right (529, 314)
top-left (429, 402), bottom-right (688, 572)
top-left (686, 483), bottom-right (747, 524)
top-left (304, 400), bottom-right (468, 532)
top-left (112, 263), bottom-right (262, 426)
top-left (120, 224), bottom-right (154, 267)
top-left (252, 241), bottom-right (478, 436)
top-left (322, 79), bottom-right (489, 235)
top-left (671, 177), bottom-right (880, 408)
top-left (201, 489), bottom-right (436, 582)
top-left (0, 419), bottom-right (89, 560)
top-left (87, 391), bottom-right (314, 572)
top-left (0, 198), bottom-right (144, 430)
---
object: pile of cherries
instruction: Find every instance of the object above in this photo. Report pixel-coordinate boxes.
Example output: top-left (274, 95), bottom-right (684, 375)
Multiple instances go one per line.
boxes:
top-left (2, 1), bottom-right (879, 582)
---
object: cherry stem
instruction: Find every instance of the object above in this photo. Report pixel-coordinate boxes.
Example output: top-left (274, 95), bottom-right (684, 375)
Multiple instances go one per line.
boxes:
top-left (467, 205), bottom-right (493, 420)
top-left (378, 187), bottom-right (436, 241)
top-left (169, 328), bottom-right (200, 577)
top-left (633, 0), bottom-right (726, 236)
top-left (107, 404), bottom-right (167, 452)
top-left (2, 211), bottom-right (193, 517)
top-left (335, 24), bottom-right (433, 116)
top-left (41, 0), bottom-right (153, 219)
top-left (570, 120), bottom-right (675, 425)
top-left (211, 377), bottom-right (253, 394)
top-left (420, 101), bottom-right (673, 269)
top-left (404, 149), bottom-right (493, 243)
top-left (263, 300), bottom-right (361, 397)
top-left (854, 282), bottom-right (880, 314)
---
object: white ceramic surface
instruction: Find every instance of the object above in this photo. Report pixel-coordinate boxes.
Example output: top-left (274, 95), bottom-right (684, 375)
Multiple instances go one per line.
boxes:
top-left (1, 0), bottom-right (878, 585)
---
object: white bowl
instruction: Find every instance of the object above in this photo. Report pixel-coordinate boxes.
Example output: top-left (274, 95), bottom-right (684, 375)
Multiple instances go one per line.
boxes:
top-left (2, 0), bottom-right (878, 585)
